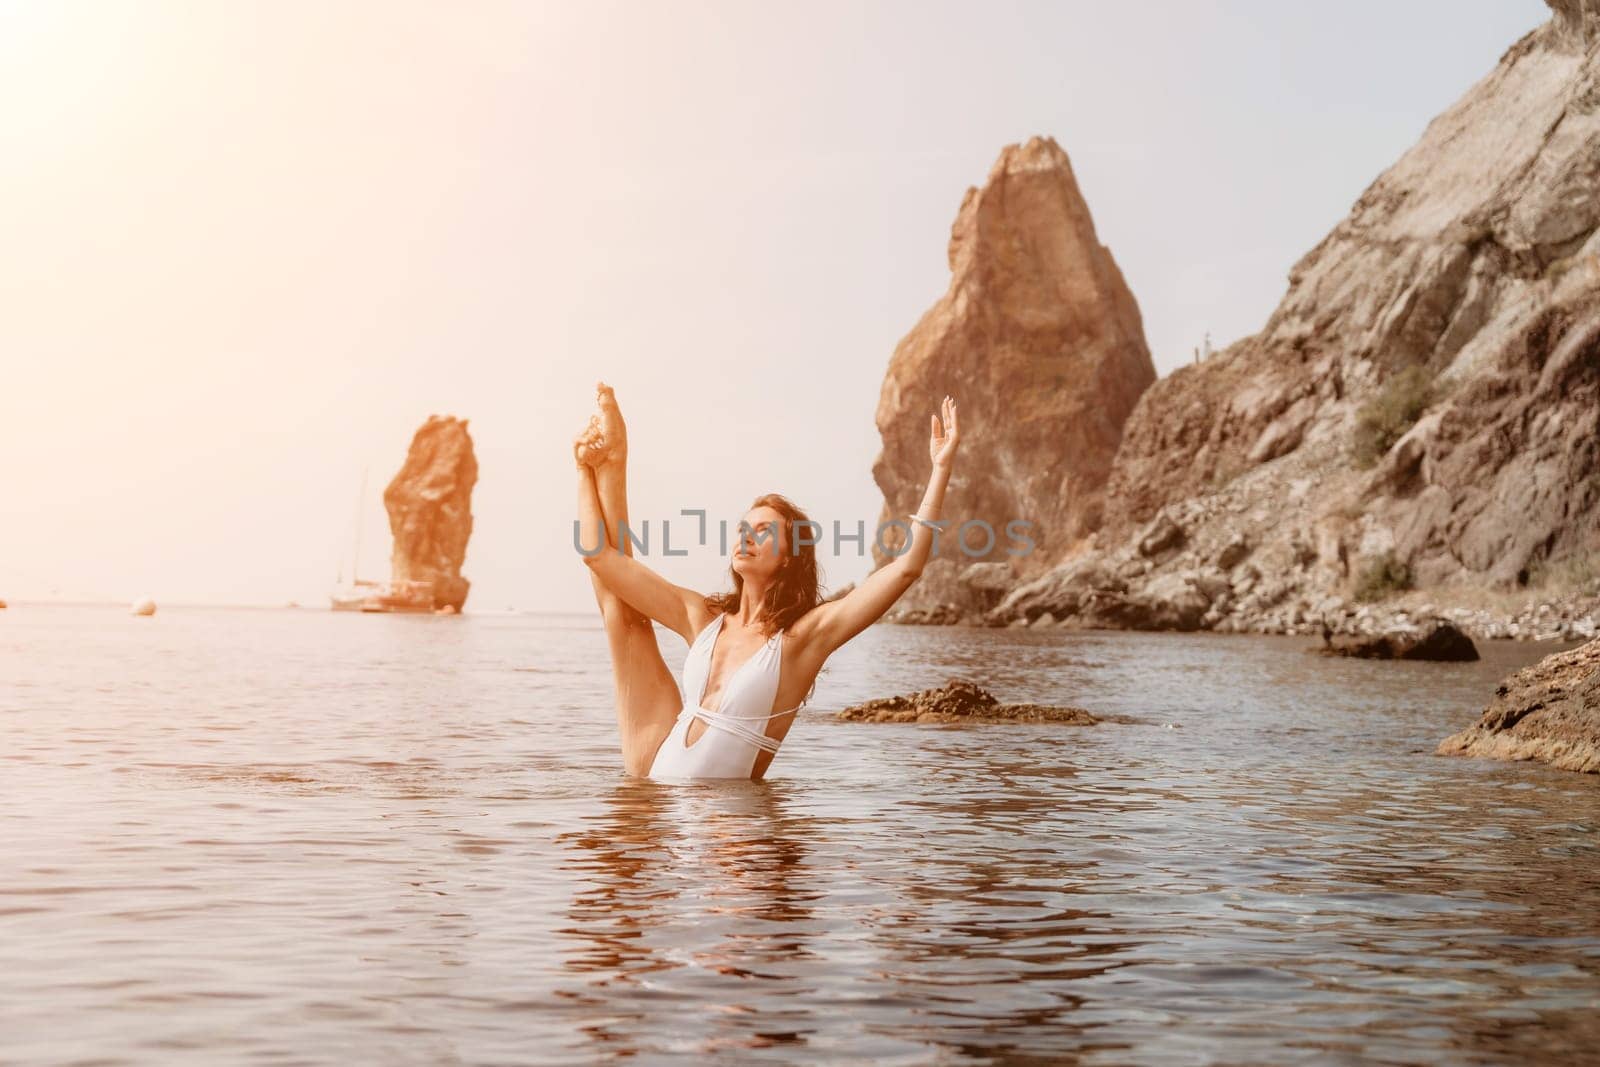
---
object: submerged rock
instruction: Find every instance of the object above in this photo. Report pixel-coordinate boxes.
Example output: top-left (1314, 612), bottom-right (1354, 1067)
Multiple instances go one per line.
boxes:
top-left (1436, 635), bottom-right (1600, 773)
top-left (383, 415), bottom-right (478, 612)
top-left (1315, 621), bottom-right (1480, 661)
top-left (837, 678), bottom-right (1097, 725)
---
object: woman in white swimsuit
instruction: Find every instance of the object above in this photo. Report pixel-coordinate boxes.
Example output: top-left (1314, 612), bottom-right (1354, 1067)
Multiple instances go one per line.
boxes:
top-left (573, 381), bottom-right (961, 780)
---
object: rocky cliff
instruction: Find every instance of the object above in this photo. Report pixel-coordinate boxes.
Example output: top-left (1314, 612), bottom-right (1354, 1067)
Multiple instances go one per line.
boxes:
top-left (384, 415), bottom-right (478, 611)
top-left (977, 2), bottom-right (1600, 640)
top-left (871, 136), bottom-right (1156, 620)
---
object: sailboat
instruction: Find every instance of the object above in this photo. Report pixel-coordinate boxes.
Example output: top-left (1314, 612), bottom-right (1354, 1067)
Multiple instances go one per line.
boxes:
top-left (328, 578), bottom-right (383, 612)
top-left (328, 468), bottom-right (436, 613)
top-left (329, 469), bottom-right (383, 611)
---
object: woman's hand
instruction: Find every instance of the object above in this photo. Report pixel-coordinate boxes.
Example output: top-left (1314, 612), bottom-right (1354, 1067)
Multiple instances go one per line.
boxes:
top-left (929, 395), bottom-right (960, 471)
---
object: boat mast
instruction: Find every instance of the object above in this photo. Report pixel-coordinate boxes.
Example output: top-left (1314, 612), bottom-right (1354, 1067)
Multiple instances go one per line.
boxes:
top-left (353, 466), bottom-right (368, 582)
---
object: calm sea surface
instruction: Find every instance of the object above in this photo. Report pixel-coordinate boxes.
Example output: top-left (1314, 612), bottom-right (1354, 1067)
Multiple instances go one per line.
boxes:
top-left (3, 605), bottom-right (1598, 1066)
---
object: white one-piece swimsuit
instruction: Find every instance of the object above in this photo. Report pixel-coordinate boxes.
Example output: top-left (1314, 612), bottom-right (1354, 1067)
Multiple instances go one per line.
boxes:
top-left (648, 613), bottom-right (800, 780)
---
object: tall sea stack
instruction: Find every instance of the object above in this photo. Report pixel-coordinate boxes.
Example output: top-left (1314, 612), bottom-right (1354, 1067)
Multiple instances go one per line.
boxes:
top-left (383, 415), bottom-right (478, 612)
top-left (870, 135), bottom-right (1157, 620)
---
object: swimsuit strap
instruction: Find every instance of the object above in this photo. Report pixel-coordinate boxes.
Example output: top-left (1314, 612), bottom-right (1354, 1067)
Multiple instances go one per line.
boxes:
top-left (704, 704), bottom-right (801, 721)
top-left (690, 706), bottom-right (786, 754)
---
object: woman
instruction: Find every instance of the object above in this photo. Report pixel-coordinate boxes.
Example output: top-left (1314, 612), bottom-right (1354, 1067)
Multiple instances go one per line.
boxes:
top-left (574, 381), bottom-right (960, 780)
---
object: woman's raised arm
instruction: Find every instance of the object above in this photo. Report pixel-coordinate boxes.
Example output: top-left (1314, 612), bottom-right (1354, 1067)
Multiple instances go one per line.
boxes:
top-left (802, 395), bottom-right (960, 659)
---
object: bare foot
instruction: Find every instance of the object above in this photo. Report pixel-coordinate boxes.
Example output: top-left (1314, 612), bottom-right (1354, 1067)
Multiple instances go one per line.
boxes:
top-left (573, 414), bottom-right (609, 469)
top-left (594, 381), bottom-right (628, 468)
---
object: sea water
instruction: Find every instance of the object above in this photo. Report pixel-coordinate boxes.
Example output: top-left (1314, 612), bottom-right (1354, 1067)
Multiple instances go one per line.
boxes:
top-left (3, 605), bottom-right (1597, 1065)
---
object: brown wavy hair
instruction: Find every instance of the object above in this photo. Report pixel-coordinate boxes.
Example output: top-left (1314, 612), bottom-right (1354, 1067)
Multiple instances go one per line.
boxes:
top-left (703, 492), bottom-right (824, 637)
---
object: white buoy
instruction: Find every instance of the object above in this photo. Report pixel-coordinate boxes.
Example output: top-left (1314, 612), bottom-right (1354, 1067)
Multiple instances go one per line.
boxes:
top-left (131, 598), bottom-right (157, 616)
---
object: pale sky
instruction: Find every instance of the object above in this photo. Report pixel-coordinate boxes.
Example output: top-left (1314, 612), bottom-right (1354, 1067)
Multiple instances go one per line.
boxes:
top-left (1, 0), bottom-right (1549, 611)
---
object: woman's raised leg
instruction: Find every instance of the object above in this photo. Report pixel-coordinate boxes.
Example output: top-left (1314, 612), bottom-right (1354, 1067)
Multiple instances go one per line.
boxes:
top-left (574, 383), bottom-right (681, 775)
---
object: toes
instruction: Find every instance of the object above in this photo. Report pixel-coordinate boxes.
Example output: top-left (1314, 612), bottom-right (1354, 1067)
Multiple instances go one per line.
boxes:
top-left (572, 413), bottom-right (611, 467)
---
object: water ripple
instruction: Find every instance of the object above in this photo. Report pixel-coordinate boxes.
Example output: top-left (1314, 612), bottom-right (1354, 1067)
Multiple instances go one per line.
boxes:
top-left (0, 606), bottom-right (1597, 1064)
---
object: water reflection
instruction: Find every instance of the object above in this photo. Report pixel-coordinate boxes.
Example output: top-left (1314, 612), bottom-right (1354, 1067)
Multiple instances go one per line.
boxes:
top-left (555, 780), bottom-right (823, 1056)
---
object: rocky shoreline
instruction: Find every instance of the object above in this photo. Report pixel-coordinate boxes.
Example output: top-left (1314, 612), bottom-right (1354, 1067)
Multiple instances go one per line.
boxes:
top-left (889, 566), bottom-right (1600, 645)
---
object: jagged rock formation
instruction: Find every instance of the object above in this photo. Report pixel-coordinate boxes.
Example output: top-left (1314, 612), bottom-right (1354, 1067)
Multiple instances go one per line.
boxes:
top-left (871, 136), bottom-right (1157, 621)
top-left (383, 415), bottom-right (478, 611)
top-left (981, 3), bottom-right (1600, 639)
top-left (837, 678), bottom-right (1097, 725)
top-left (1437, 635), bottom-right (1600, 773)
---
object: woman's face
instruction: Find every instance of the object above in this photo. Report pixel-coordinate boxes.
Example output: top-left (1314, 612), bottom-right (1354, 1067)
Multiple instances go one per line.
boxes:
top-left (731, 505), bottom-right (787, 582)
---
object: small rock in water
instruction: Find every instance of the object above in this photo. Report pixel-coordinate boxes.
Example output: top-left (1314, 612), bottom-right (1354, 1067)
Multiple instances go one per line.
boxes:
top-left (1314, 621), bottom-right (1478, 661)
top-left (836, 678), bottom-right (1096, 725)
